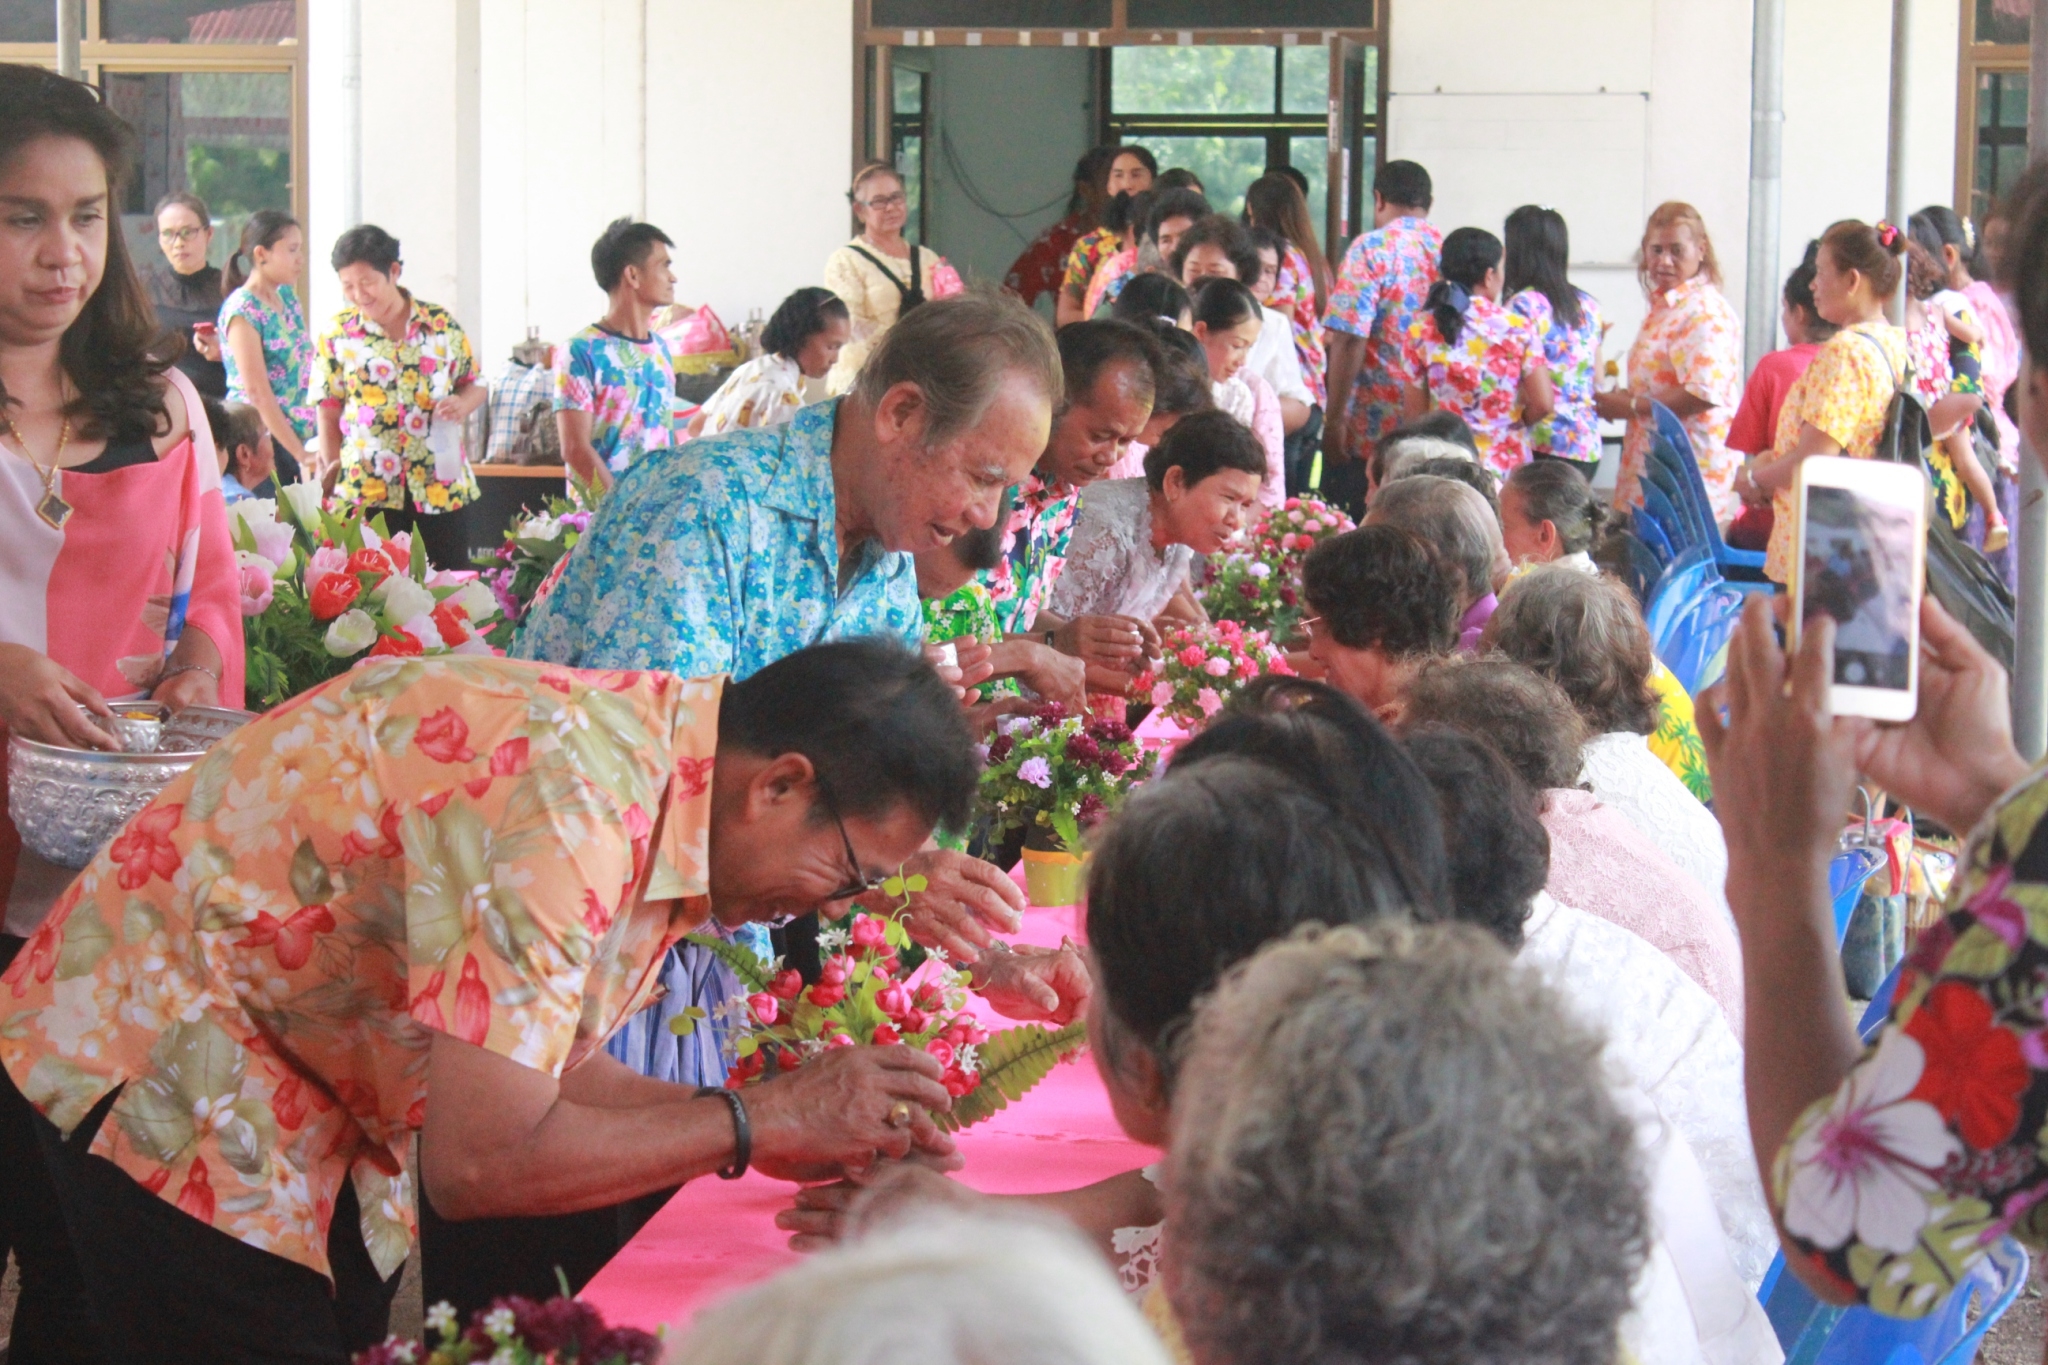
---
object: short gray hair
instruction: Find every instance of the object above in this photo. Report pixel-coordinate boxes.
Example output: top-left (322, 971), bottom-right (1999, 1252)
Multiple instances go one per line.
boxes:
top-left (1483, 565), bottom-right (1661, 736)
top-left (1367, 474), bottom-right (1500, 604)
top-left (667, 1206), bottom-right (1172, 1365)
top-left (1381, 434), bottom-right (1473, 480)
top-left (1168, 922), bottom-right (1648, 1365)
top-left (852, 290), bottom-right (1063, 449)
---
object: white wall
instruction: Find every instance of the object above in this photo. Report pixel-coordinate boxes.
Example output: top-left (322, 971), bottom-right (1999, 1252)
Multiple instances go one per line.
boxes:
top-left (308, 0), bottom-right (853, 370)
top-left (1387, 0), bottom-right (1959, 364)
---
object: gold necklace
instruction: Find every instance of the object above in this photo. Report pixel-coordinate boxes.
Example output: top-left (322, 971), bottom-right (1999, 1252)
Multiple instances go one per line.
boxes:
top-left (2, 412), bottom-right (74, 530)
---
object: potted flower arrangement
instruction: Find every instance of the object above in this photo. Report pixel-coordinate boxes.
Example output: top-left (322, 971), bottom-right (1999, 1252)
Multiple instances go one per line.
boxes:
top-left (1131, 620), bottom-right (1294, 730)
top-left (1198, 495), bottom-right (1354, 639)
top-left (472, 495), bottom-right (598, 649)
top-left (232, 491), bottom-right (500, 711)
top-left (683, 894), bottom-right (1087, 1131)
top-left (976, 703), bottom-right (1155, 906)
top-left (355, 1291), bottom-right (660, 1365)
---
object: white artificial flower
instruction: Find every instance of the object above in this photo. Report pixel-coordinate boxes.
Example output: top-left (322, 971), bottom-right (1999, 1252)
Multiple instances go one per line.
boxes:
top-left (374, 573), bottom-right (436, 624)
top-left (324, 608), bottom-right (379, 658)
top-left (448, 579), bottom-right (500, 622)
top-left (424, 1302), bottom-right (459, 1338)
top-left (517, 512), bottom-right (561, 541)
top-left (230, 498), bottom-right (294, 565)
top-left (1247, 561), bottom-right (1273, 580)
top-left (481, 1306), bottom-right (518, 1340)
top-left (278, 480), bottom-right (323, 528)
top-left (236, 549), bottom-right (278, 580)
top-left (400, 613), bottom-right (446, 652)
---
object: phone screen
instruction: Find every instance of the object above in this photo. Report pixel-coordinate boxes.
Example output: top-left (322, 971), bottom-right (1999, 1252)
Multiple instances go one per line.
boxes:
top-left (1800, 485), bottom-right (1918, 692)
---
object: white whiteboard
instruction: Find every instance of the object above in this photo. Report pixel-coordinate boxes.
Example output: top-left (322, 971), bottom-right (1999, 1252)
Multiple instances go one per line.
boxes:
top-left (1385, 92), bottom-right (1648, 268)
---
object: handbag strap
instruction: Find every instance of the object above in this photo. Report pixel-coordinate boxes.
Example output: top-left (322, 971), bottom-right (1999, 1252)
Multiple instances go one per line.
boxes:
top-left (847, 243), bottom-right (923, 306)
top-left (1845, 324), bottom-right (1904, 394)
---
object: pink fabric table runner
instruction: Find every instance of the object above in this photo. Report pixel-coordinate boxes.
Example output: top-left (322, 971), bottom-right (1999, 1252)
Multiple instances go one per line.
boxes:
top-left (578, 891), bottom-right (1156, 1336)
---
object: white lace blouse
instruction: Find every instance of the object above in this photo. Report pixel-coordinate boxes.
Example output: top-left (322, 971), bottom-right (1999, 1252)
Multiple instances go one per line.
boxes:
top-left (1046, 478), bottom-right (1195, 623)
top-left (1580, 730), bottom-right (1736, 939)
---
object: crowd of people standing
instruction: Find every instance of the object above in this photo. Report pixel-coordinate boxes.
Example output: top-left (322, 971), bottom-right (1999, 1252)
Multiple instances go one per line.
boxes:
top-left (10, 55), bottom-right (2048, 1365)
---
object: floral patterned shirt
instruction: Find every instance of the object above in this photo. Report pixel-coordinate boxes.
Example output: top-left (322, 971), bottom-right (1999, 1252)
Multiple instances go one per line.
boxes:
top-left (219, 282), bottom-right (316, 443)
top-left (553, 324), bottom-right (676, 474)
top-left (1266, 244), bottom-right (1328, 407)
top-left (695, 353), bottom-right (808, 437)
top-left (1325, 216), bottom-right (1443, 459)
top-left (1062, 227), bottom-right (1123, 300)
top-left (310, 296), bottom-right (481, 515)
top-left (923, 580), bottom-right (1016, 698)
top-left (0, 657), bottom-right (720, 1281)
top-left (1404, 295), bottom-right (1541, 475)
top-left (1647, 660), bottom-right (1712, 803)
top-left (983, 471), bottom-right (1082, 636)
top-left (1763, 322), bottom-right (1909, 583)
top-left (1005, 213), bottom-right (1087, 308)
top-left (1509, 287), bottom-right (1607, 464)
top-left (1773, 765), bottom-right (2048, 1318)
top-left (512, 399), bottom-right (924, 679)
top-left (1618, 278), bottom-right (1744, 523)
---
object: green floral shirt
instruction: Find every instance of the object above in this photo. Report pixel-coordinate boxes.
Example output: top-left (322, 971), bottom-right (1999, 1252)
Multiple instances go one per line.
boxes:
top-left (924, 581), bottom-right (1016, 698)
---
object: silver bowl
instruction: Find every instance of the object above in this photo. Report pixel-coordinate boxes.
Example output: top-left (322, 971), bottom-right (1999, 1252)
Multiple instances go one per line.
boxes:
top-left (8, 707), bottom-right (256, 869)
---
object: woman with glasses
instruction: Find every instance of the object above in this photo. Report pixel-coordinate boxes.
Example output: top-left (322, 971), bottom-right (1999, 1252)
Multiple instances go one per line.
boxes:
top-left (143, 190), bottom-right (226, 398)
top-left (218, 208), bottom-right (315, 478)
top-left (822, 161), bottom-right (963, 395)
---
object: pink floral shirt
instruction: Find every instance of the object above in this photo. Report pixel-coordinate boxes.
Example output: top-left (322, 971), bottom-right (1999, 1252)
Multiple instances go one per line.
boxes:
top-left (1618, 277), bottom-right (1744, 523)
top-left (1325, 217), bottom-right (1443, 459)
top-left (1266, 244), bottom-right (1328, 407)
top-left (1403, 295), bottom-right (1542, 475)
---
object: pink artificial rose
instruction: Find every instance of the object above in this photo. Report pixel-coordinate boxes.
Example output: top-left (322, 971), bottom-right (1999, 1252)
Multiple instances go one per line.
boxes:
top-left (747, 993), bottom-right (780, 1026)
top-left (1151, 680), bottom-right (1175, 706)
top-left (850, 916), bottom-right (889, 950)
top-left (902, 1007), bottom-right (932, 1035)
top-left (871, 1023), bottom-right (902, 1047)
top-left (1197, 687), bottom-right (1224, 717)
top-left (309, 544), bottom-right (349, 577)
top-left (824, 1032), bottom-right (856, 1049)
top-left (806, 981), bottom-right (846, 1008)
top-left (819, 955), bottom-right (853, 986)
top-left (238, 561), bottom-right (275, 616)
top-left (925, 1038), bottom-right (956, 1069)
top-left (767, 969), bottom-right (804, 1001)
top-left (876, 982), bottom-right (913, 1020)
top-left (1203, 656), bottom-right (1231, 677)
top-left (1177, 644), bottom-right (1209, 669)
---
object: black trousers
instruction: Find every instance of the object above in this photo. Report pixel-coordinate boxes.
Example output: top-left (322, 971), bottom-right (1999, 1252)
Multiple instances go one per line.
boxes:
top-left (0, 1057), bottom-right (403, 1364)
top-left (1283, 404), bottom-right (1324, 498)
top-left (376, 500), bottom-right (476, 572)
top-left (418, 1183), bottom-right (676, 1322)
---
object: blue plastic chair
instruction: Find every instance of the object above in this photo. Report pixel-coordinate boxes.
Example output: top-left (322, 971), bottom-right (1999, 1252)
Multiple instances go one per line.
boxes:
top-left (1663, 585), bottom-right (1744, 694)
top-left (1653, 402), bottom-right (1771, 581)
top-left (1614, 530), bottom-right (1664, 607)
top-left (1830, 847), bottom-right (1888, 943)
top-left (1642, 480), bottom-right (1694, 561)
top-left (1646, 546), bottom-right (1716, 652)
top-left (1759, 1236), bottom-right (2029, 1365)
top-left (1631, 504), bottom-right (1676, 568)
top-left (1645, 446), bottom-right (1711, 556)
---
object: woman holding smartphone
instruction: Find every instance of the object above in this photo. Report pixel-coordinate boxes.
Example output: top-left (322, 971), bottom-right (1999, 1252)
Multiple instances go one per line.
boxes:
top-left (218, 209), bottom-right (314, 477)
top-left (1697, 161), bottom-right (2048, 1316)
top-left (1746, 219), bottom-right (1910, 585)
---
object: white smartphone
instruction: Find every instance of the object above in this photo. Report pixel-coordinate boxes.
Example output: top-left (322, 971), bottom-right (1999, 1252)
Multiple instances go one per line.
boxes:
top-left (1789, 456), bottom-right (1927, 722)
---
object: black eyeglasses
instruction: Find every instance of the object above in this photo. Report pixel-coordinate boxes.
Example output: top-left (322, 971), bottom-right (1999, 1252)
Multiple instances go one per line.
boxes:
top-left (816, 775), bottom-right (889, 904)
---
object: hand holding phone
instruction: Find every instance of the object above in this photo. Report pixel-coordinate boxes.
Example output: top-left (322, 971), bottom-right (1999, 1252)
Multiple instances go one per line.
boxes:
top-left (1788, 456), bottom-right (1927, 721)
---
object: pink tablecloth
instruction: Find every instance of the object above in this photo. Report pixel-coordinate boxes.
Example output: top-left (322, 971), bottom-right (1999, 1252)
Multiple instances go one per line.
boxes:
top-left (578, 895), bottom-right (1156, 1335)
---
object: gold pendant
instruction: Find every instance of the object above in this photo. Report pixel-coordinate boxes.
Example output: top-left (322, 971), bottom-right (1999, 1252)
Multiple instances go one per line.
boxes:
top-left (35, 488), bottom-right (72, 530)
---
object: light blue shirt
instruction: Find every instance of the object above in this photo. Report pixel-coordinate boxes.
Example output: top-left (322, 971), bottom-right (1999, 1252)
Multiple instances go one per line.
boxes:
top-left (511, 399), bottom-right (924, 1083)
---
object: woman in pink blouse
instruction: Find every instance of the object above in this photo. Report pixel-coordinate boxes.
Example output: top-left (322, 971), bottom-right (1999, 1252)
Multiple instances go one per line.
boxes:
top-left (1400, 227), bottom-right (1554, 477)
top-left (1598, 202), bottom-right (1745, 524)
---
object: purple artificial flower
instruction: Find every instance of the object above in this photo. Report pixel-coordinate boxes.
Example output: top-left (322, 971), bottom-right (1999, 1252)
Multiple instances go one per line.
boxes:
top-left (1019, 757), bottom-right (1053, 788)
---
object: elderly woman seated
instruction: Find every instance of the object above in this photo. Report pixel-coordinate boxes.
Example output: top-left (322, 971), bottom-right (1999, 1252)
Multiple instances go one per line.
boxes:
top-left (1399, 722), bottom-right (1774, 1302)
top-left (1047, 409), bottom-right (1266, 633)
top-left (1484, 566), bottom-right (1732, 930)
top-left (1168, 922), bottom-right (1649, 1365)
top-left (1364, 474), bottom-right (1510, 648)
top-left (1401, 657), bottom-right (1742, 1032)
top-left (1299, 524), bottom-right (1462, 720)
top-left (668, 1207), bottom-right (1170, 1365)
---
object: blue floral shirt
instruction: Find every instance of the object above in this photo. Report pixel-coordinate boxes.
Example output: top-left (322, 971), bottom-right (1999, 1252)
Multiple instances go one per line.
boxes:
top-left (553, 323), bottom-right (676, 474)
top-left (1509, 287), bottom-right (1607, 464)
top-left (509, 399), bottom-right (922, 1082)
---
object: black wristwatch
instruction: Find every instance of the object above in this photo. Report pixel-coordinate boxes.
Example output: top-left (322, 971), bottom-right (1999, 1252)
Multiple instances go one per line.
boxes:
top-left (696, 1086), bottom-right (751, 1179)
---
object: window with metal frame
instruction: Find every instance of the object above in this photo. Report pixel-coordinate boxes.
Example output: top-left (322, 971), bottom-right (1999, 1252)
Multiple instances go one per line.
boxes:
top-left (1958, 0), bottom-right (2029, 223)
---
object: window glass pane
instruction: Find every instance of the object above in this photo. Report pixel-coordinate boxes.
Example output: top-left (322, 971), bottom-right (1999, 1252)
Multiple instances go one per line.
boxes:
top-left (1975, 0), bottom-right (2030, 45)
top-left (1288, 135), bottom-right (1329, 238)
top-left (2001, 69), bottom-right (2030, 126)
top-left (1281, 44), bottom-right (1326, 116)
top-left (1128, 0), bottom-right (1373, 25)
top-left (1113, 46), bottom-right (1276, 117)
top-left (893, 66), bottom-right (923, 114)
top-left (872, 0), bottom-right (1113, 25)
top-left (1123, 135), bottom-right (1268, 216)
top-left (102, 0), bottom-right (298, 43)
top-left (102, 70), bottom-right (293, 273)
top-left (0, 7), bottom-right (55, 41)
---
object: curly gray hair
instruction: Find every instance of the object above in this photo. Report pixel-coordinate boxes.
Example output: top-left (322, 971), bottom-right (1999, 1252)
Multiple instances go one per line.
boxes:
top-left (1481, 564), bottom-right (1661, 736)
top-left (1167, 921), bottom-right (1648, 1365)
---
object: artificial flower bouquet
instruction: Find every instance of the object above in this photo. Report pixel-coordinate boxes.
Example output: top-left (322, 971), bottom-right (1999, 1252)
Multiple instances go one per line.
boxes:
top-left (354, 1292), bottom-right (659, 1365)
top-left (1131, 620), bottom-right (1294, 728)
top-left (472, 495), bottom-right (597, 649)
top-left (685, 900), bottom-right (1086, 1131)
top-left (977, 702), bottom-right (1156, 856)
top-left (1198, 495), bottom-right (1354, 638)
top-left (232, 489), bottom-right (500, 710)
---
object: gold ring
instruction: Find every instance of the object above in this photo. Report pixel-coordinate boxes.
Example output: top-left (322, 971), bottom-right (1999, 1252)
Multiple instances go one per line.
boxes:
top-left (887, 1100), bottom-right (913, 1128)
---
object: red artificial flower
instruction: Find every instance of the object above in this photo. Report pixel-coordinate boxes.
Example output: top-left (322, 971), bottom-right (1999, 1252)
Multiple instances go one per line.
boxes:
top-left (987, 734), bottom-right (1015, 763)
top-left (454, 953), bottom-right (492, 1046)
top-left (775, 1047), bottom-right (803, 1072)
top-left (345, 547), bottom-right (394, 586)
top-left (109, 803), bottom-right (184, 890)
top-left (876, 982), bottom-right (913, 1020)
top-left (1064, 733), bottom-right (1102, 768)
top-left (308, 572), bottom-right (360, 621)
top-left (850, 916), bottom-right (889, 950)
top-left (806, 981), bottom-right (847, 1008)
top-left (941, 1067), bottom-right (976, 1098)
top-left (818, 955), bottom-right (853, 986)
top-left (414, 707), bottom-right (476, 764)
top-left (236, 904), bottom-right (337, 971)
top-left (925, 1038), bottom-right (956, 1069)
top-left (726, 1051), bottom-right (767, 1087)
top-left (369, 629), bottom-right (424, 658)
top-left (915, 981), bottom-right (947, 1011)
top-left (1178, 645), bottom-right (1208, 669)
top-left (382, 538), bottom-right (410, 572)
top-left (767, 969), bottom-right (804, 1001)
top-left (902, 1007), bottom-right (932, 1034)
top-left (1906, 980), bottom-right (2030, 1149)
top-left (872, 1023), bottom-right (902, 1046)
top-left (1077, 793), bottom-right (1107, 828)
top-left (429, 600), bottom-right (470, 647)
top-left (747, 992), bottom-right (781, 1026)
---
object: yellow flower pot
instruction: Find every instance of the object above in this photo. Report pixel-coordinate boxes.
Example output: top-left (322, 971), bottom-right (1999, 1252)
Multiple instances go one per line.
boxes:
top-left (1020, 845), bottom-right (1088, 908)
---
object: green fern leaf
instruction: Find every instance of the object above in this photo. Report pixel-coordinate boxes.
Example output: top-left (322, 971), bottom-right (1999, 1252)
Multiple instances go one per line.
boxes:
top-left (939, 1019), bottom-right (1088, 1131)
top-left (679, 934), bottom-right (771, 993)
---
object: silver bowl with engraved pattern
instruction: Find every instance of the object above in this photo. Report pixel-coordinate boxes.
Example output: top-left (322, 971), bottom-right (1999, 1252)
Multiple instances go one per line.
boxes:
top-left (8, 707), bottom-right (256, 869)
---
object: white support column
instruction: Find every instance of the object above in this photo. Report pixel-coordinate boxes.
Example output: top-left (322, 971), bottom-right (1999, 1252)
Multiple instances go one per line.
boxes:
top-left (1743, 0), bottom-right (1785, 371)
top-left (342, 0), bottom-right (363, 228)
top-left (2015, 0), bottom-right (2048, 759)
top-left (1883, 0), bottom-right (1911, 325)
top-left (55, 0), bottom-right (80, 79)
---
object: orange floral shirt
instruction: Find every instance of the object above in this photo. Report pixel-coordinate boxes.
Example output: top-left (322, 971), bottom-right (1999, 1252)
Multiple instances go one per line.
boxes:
top-left (0, 657), bottom-right (722, 1281)
top-left (1618, 277), bottom-right (1744, 523)
top-left (1762, 321), bottom-right (1909, 583)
